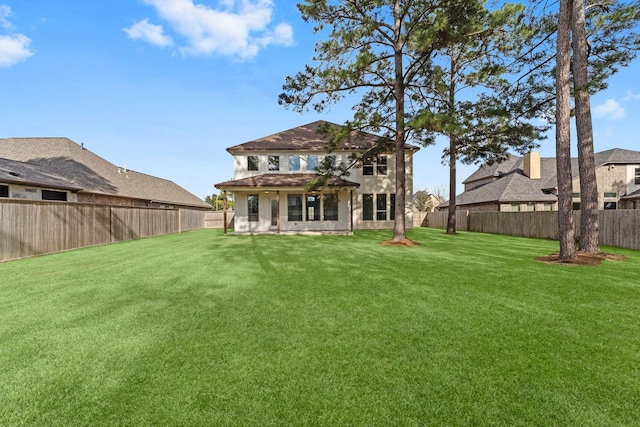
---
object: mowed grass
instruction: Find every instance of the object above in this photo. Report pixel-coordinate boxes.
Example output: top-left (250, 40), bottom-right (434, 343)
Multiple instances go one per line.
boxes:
top-left (0, 228), bottom-right (638, 426)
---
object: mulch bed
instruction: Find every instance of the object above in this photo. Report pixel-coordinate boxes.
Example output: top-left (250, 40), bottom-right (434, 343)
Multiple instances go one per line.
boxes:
top-left (535, 251), bottom-right (627, 266)
top-left (381, 238), bottom-right (420, 247)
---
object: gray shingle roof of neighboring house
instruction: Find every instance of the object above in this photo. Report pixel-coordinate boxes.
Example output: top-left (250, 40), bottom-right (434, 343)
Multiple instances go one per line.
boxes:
top-left (595, 148), bottom-right (640, 165)
top-left (0, 157), bottom-right (81, 191)
top-left (443, 148), bottom-right (640, 208)
top-left (226, 120), bottom-right (420, 153)
top-left (621, 189), bottom-right (640, 200)
top-left (216, 173), bottom-right (360, 189)
top-left (0, 137), bottom-right (210, 209)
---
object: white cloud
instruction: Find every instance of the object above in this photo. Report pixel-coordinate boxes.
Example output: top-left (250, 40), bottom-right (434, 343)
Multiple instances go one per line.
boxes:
top-left (0, 5), bottom-right (13, 30)
top-left (593, 99), bottom-right (626, 121)
top-left (124, 19), bottom-right (173, 47)
top-left (132, 0), bottom-right (294, 59)
top-left (622, 90), bottom-right (640, 101)
top-left (0, 6), bottom-right (34, 67)
top-left (0, 34), bottom-right (34, 67)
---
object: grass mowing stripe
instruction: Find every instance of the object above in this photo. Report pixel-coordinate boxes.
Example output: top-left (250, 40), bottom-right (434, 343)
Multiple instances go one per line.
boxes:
top-left (0, 228), bottom-right (638, 425)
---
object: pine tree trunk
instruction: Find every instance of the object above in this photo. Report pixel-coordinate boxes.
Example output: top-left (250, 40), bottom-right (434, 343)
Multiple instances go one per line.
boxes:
top-left (572, 0), bottom-right (600, 253)
top-left (391, 0), bottom-right (406, 242)
top-left (556, 0), bottom-right (577, 261)
top-left (447, 136), bottom-right (457, 234)
top-left (446, 51), bottom-right (458, 235)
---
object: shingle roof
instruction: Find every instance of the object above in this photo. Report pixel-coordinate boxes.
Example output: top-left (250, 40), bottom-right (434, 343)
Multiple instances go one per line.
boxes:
top-left (0, 137), bottom-right (210, 209)
top-left (216, 173), bottom-right (359, 189)
top-left (621, 189), bottom-right (640, 200)
top-left (595, 148), bottom-right (640, 165)
top-left (0, 157), bottom-right (81, 191)
top-left (226, 120), bottom-right (420, 153)
top-left (444, 148), bottom-right (640, 208)
top-left (441, 170), bottom-right (557, 208)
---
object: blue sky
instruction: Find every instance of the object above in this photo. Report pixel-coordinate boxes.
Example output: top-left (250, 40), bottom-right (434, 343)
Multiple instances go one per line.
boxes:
top-left (1, 1), bottom-right (639, 200)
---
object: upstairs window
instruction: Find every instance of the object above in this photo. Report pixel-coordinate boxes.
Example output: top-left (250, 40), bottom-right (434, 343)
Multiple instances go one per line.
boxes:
top-left (635, 168), bottom-right (640, 185)
top-left (363, 156), bottom-right (387, 176)
top-left (0, 185), bottom-right (8, 198)
top-left (363, 158), bottom-right (374, 176)
top-left (289, 155), bottom-right (300, 171)
top-left (268, 156), bottom-right (280, 171)
top-left (307, 155), bottom-right (318, 171)
top-left (248, 155), bottom-right (259, 171)
top-left (376, 156), bottom-right (388, 175)
top-left (603, 192), bottom-right (617, 198)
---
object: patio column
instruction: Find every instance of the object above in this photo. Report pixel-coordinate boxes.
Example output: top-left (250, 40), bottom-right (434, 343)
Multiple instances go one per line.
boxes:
top-left (350, 189), bottom-right (354, 233)
top-left (277, 190), bottom-right (281, 234)
top-left (223, 190), bottom-right (227, 235)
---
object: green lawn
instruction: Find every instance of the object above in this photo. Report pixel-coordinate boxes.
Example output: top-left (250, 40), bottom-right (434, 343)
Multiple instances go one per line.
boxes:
top-left (1, 228), bottom-right (638, 426)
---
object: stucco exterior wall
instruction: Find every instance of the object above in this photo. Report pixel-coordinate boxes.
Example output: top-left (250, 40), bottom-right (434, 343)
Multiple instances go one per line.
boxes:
top-left (229, 150), bottom-right (415, 232)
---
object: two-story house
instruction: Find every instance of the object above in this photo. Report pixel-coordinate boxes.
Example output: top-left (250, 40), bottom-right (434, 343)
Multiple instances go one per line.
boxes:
top-left (214, 121), bottom-right (419, 234)
top-left (439, 148), bottom-right (640, 212)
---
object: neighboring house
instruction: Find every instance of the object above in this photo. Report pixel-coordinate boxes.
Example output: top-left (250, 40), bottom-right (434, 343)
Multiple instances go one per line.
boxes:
top-left (215, 121), bottom-right (419, 234)
top-left (0, 137), bottom-right (211, 210)
top-left (439, 149), bottom-right (640, 212)
top-left (415, 194), bottom-right (442, 213)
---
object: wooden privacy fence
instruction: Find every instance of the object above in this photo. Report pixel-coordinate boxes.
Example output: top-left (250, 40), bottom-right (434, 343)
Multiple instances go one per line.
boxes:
top-left (204, 211), bottom-right (234, 229)
top-left (0, 200), bottom-right (206, 262)
top-left (413, 211), bottom-right (469, 230)
top-left (422, 210), bottom-right (640, 250)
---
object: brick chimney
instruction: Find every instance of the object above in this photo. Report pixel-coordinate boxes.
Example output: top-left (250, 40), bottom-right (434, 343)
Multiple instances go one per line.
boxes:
top-left (523, 152), bottom-right (541, 180)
